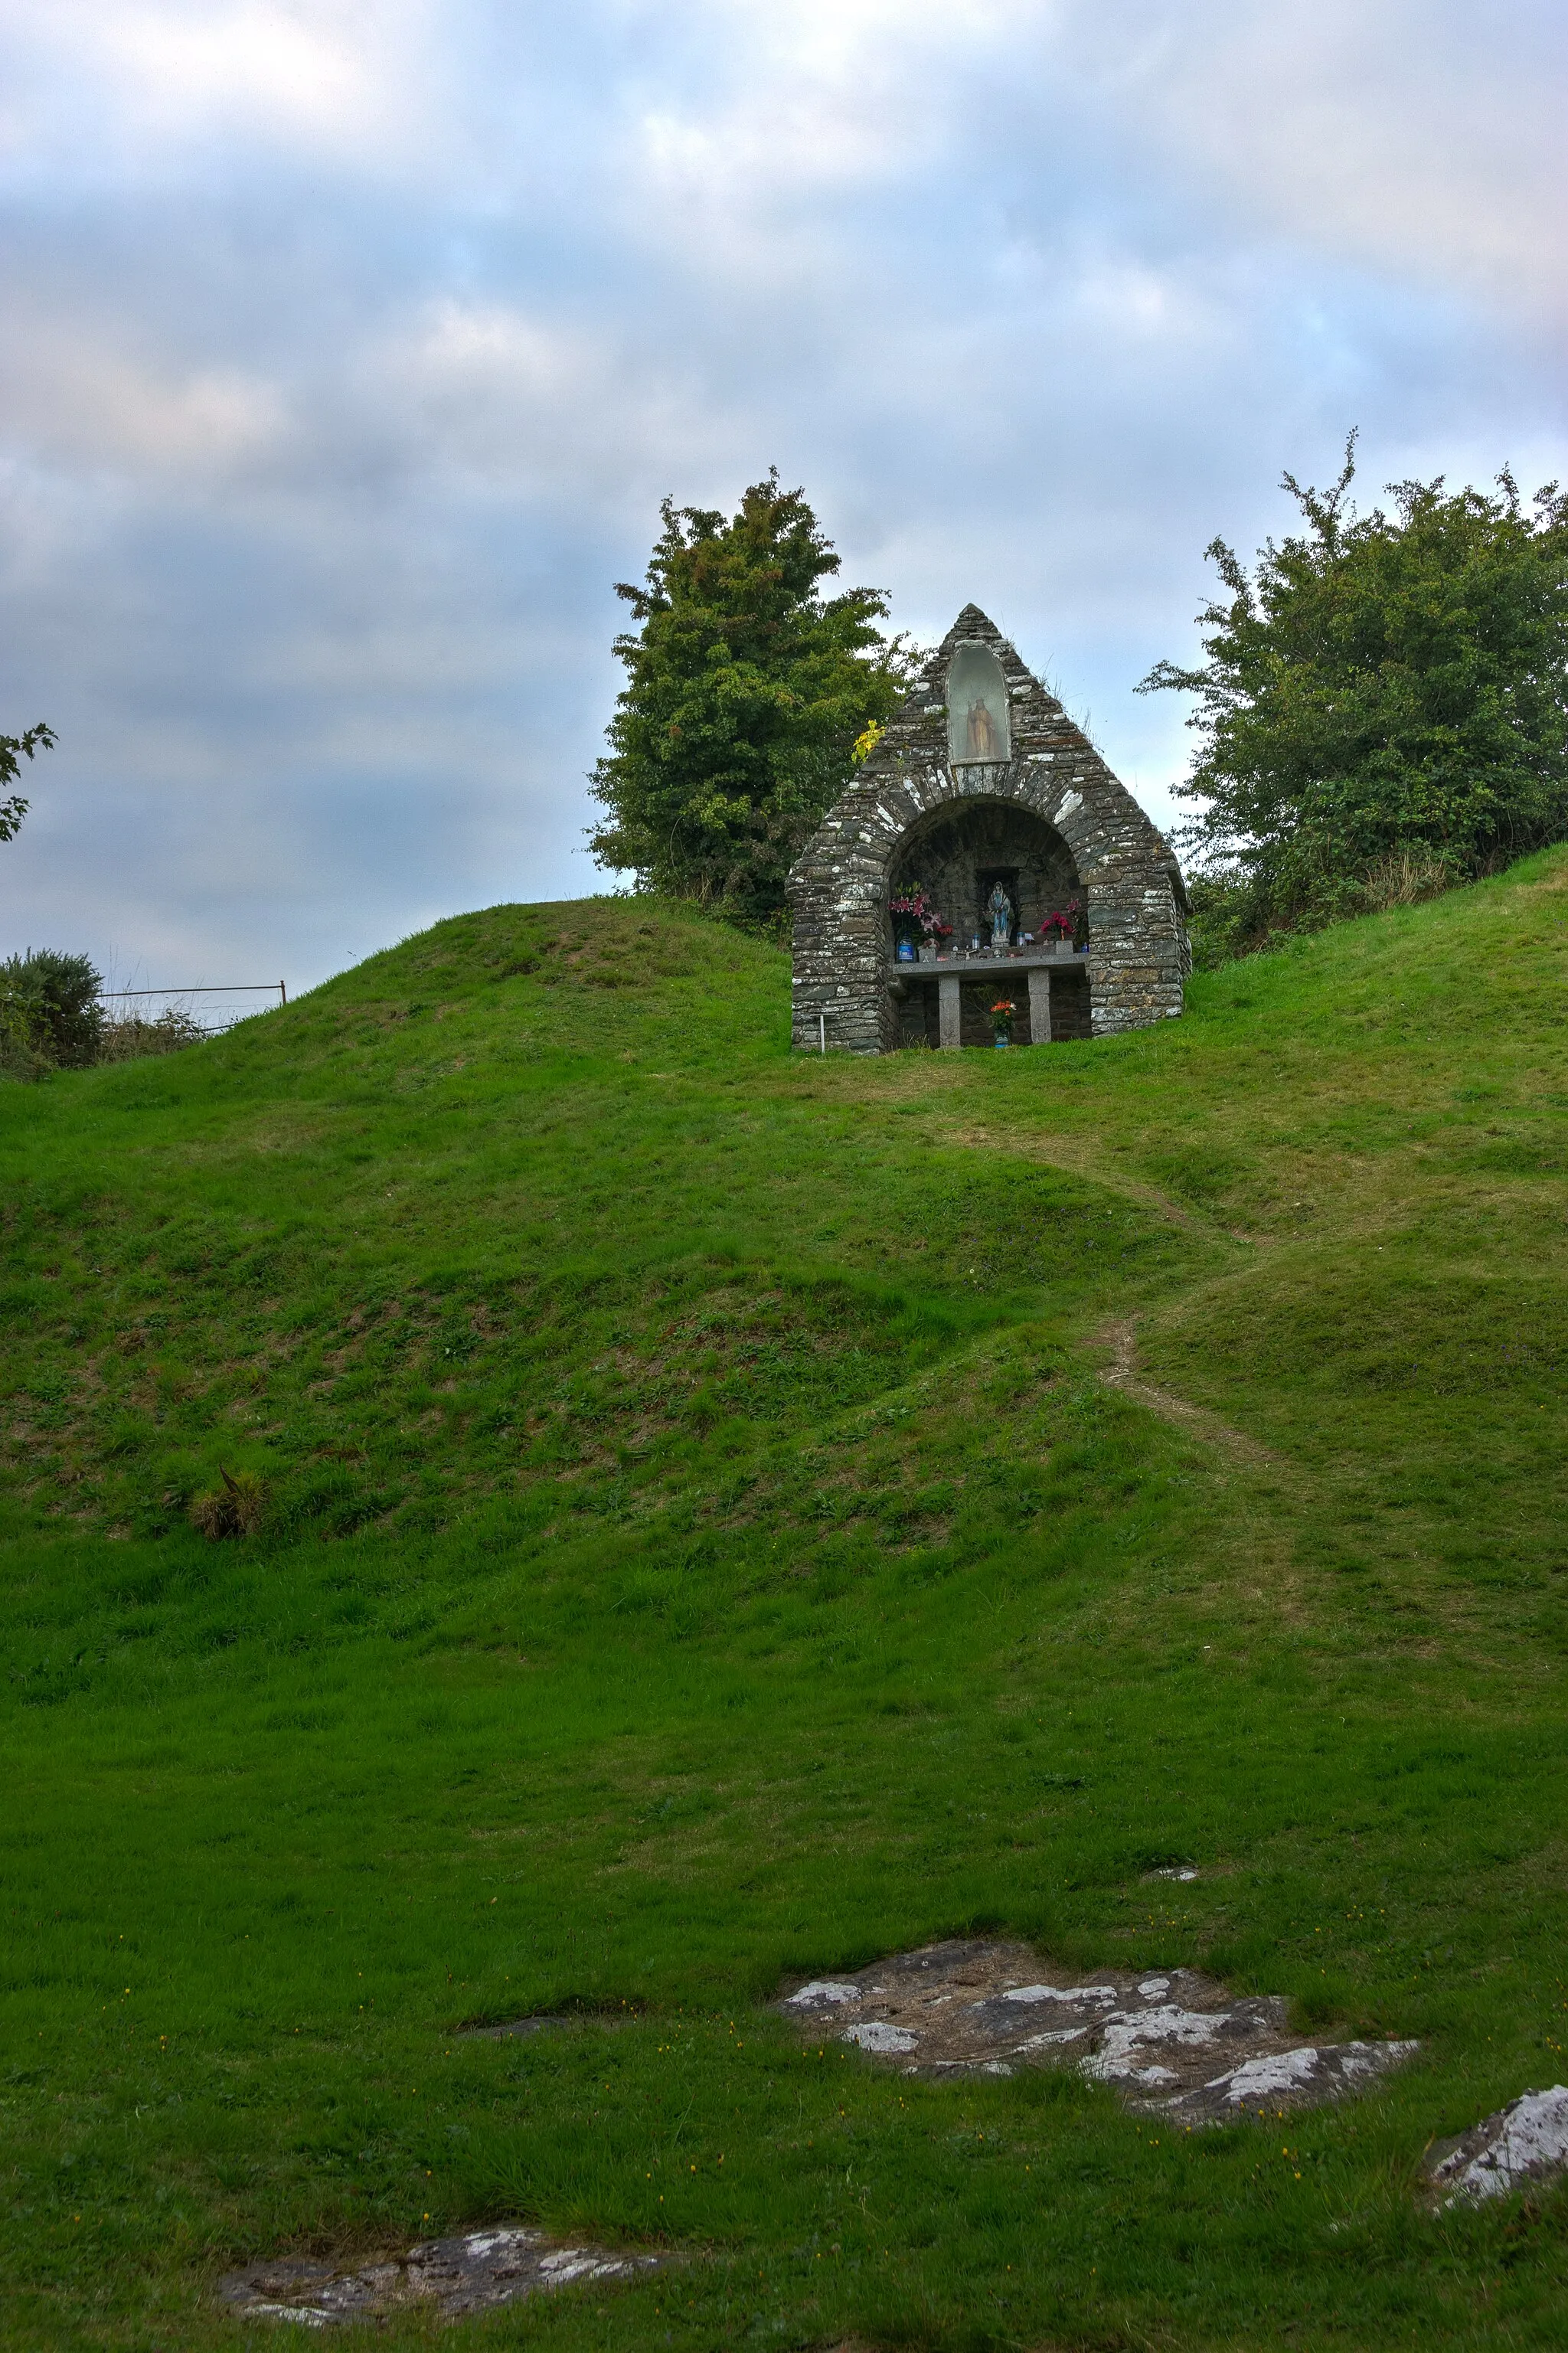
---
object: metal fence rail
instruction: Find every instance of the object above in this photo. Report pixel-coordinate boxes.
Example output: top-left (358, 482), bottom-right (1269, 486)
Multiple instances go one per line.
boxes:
top-left (98, 982), bottom-right (288, 1037)
top-left (100, 982), bottom-right (287, 1002)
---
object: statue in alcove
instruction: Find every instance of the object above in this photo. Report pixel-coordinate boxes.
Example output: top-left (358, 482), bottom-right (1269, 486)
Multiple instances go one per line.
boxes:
top-left (965, 696), bottom-right (1002, 760)
top-left (986, 881), bottom-right (1014, 948)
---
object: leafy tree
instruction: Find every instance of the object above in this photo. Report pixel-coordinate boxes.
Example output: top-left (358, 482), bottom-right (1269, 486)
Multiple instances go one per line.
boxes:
top-left (589, 472), bottom-right (913, 926)
top-left (0, 949), bottom-right (103, 1079)
top-left (1142, 440), bottom-right (1568, 959)
top-left (1, 721), bottom-right (54, 845)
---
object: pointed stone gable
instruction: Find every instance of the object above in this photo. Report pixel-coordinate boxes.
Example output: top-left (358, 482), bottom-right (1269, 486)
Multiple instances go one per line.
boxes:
top-left (787, 604), bottom-right (1190, 1052)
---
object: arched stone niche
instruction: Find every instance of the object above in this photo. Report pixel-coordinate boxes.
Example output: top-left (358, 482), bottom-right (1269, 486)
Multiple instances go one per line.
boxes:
top-left (947, 641), bottom-right (1011, 766)
top-left (888, 799), bottom-right (1080, 950)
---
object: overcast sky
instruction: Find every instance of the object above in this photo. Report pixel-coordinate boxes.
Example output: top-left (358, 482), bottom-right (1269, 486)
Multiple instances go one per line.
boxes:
top-left (2, 0), bottom-right (1565, 994)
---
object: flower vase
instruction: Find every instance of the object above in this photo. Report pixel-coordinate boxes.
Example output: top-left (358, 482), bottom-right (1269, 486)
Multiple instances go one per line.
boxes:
top-left (895, 939), bottom-right (916, 962)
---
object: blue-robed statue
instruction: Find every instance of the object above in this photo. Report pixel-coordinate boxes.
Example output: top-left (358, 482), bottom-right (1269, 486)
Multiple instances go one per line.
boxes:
top-left (986, 881), bottom-right (1014, 948)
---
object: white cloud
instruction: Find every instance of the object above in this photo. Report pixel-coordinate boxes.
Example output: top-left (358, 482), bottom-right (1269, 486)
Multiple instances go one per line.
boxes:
top-left (1052, 0), bottom-right (1568, 341)
top-left (631, 0), bottom-right (991, 198)
top-left (0, 0), bottom-right (440, 172)
top-left (0, 315), bottom-right (288, 479)
top-left (354, 296), bottom-right (743, 511)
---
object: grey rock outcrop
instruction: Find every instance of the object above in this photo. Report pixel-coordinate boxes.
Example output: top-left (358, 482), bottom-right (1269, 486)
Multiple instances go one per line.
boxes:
top-left (220, 2224), bottom-right (660, 2327)
top-left (1427, 2085), bottom-right (1568, 2204)
top-left (782, 1939), bottom-right (1416, 2123)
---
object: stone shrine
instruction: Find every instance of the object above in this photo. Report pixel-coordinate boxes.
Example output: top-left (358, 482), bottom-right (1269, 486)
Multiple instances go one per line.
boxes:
top-left (787, 605), bottom-right (1190, 1051)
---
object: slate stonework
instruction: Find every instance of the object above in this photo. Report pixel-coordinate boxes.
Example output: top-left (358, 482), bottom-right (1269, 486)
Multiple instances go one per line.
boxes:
top-left (788, 605), bottom-right (1190, 1052)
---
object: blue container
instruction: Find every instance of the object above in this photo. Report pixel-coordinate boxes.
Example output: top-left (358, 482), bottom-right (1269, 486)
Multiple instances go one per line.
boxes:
top-left (994, 1035), bottom-right (1010, 1048)
top-left (895, 939), bottom-right (917, 962)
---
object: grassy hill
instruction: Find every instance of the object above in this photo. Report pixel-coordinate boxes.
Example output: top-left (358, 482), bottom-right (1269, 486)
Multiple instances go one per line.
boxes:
top-left (4, 856), bottom-right (1568, 2348)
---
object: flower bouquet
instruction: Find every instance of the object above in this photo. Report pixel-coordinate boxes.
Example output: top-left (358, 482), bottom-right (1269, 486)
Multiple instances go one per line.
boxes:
top-left (890, 889), bottom-right (952, 962)
top-left (990, 996), bottom-right (1017, 1047)
top-left (919, 907), bottom-right (953, 961)
top-left (1043, 900), bottom-right (1081, 953)
top-left (889, 888), bottom-right (928, 960)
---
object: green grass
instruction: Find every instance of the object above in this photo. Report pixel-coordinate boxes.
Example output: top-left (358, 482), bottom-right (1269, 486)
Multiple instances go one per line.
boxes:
top-left (4, 864), bottom-right (1568, 2348)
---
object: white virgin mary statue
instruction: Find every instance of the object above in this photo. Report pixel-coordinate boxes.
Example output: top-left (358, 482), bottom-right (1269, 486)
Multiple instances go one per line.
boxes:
top-left (986, 882), bottom-right (1014, 946)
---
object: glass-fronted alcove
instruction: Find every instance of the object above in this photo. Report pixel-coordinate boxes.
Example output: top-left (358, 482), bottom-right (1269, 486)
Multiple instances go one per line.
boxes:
top-left (946, 641), bottom-right (1011, 766)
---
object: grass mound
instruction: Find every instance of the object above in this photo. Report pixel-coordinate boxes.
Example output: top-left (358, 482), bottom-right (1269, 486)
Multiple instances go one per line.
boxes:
top-left (3, 862), bottom-right (1568, 2348)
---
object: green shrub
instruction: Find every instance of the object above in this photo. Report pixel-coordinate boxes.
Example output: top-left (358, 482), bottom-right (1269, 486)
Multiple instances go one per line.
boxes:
top-left (96, 1006), bottom-right (206, 1061)
top-left (1146, 441), bottom-right (1568, 957)
top-left (0, 948), bottom-right (103, 1076)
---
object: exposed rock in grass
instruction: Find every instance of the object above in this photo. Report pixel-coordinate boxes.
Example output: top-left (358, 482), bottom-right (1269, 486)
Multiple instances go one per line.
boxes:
top-left (1427, 2086), bottom-right (1568, 2204)
top-left (220, 2224), bottom-right (660, 2327)
top-left (782, 1940), bottom-right (1416, 2122)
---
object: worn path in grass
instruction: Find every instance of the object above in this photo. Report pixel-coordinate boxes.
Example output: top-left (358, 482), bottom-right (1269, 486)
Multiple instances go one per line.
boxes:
top-left (2, 853), bottom-right (1568, 2348)
top-left (1091, 1313), bottom-right (1289, 1477)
